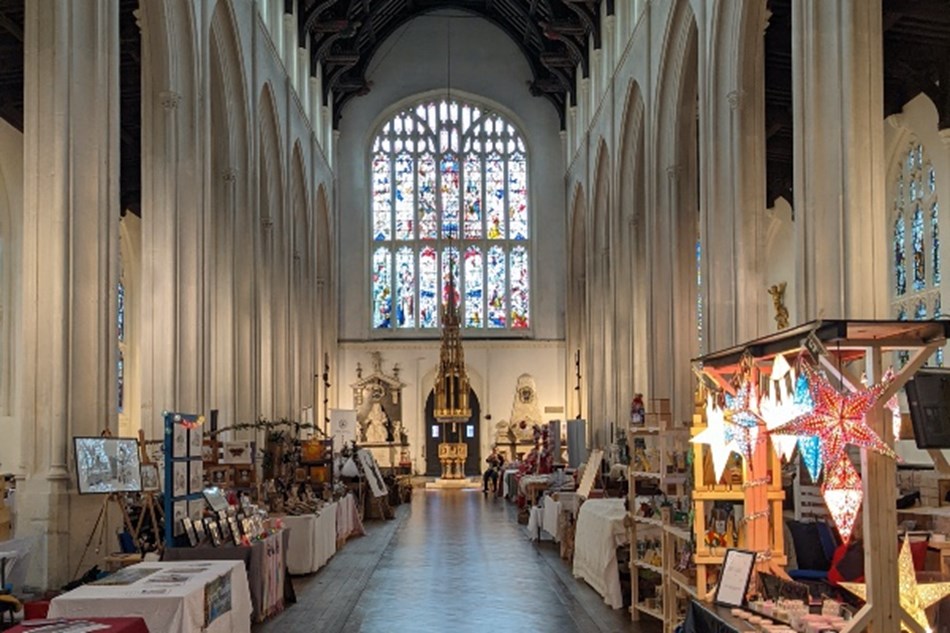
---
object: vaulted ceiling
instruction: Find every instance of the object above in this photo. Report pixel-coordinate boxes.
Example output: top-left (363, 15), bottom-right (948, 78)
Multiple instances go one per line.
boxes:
top-left (299, 0), bottom-right (608, 127)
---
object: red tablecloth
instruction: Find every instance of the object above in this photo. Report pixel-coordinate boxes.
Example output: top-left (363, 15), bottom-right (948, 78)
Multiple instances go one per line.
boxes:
top-left (7, 617), bottom-right (149, 633)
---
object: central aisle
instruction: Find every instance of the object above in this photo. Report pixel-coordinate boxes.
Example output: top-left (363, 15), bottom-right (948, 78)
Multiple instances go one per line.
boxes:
top-left (260, 489), bottom-right (660, 632)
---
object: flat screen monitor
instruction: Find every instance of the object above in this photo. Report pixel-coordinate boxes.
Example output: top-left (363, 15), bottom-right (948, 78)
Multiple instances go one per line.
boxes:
top-left (74, 436), bottom-right (143, 494)
top-left (906, 368), bottom-right (950, 449)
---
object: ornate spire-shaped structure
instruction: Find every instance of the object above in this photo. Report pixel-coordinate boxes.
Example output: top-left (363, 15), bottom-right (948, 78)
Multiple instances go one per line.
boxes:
top-left (434, 253), bottom-right (471, 422)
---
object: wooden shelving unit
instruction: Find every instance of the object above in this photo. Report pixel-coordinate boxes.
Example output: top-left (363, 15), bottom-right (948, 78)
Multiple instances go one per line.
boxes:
top-left (628, 398), bottom-right (692, 632)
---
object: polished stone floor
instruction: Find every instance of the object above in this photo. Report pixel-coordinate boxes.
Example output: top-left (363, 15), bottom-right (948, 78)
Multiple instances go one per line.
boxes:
top-left (258, 489), bottom-right (662, 633)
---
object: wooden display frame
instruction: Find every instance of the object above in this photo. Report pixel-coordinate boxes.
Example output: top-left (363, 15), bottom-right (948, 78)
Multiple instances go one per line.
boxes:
top-left (694, 320), bottom-right (950, 633)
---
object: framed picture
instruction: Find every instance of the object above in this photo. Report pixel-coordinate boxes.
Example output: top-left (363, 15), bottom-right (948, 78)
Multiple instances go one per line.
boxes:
top-left (228, 517), bottom-right (242, 545)
top-left (207, 465), bottom-right (232, 487)
top-left (74, 437), bottom-right (143, 495)
top-left (189, 461), bottom-right (204, 495)
top-left (173, 500), bottom-right (188, 538)
top-left (294, 467), bottom-right (307, 483)
top-left (182, 517), bottom-right (198, 547)
top-left (714, 548), bottom-right (756, 607)
top-left (220, 440), bottom-right (252, 465)
top-left (189, 498), bottom-right (206, 523)
top-left (188, 426), bottom-right (203, 458)
top-left (140, 464), bottom-right (160, 492)
top-left (193, 517), bottom-right (207, 544)
top-left (203, 487), bottom-right (230, 513)
top-left (202, 440), bottom-right (218, 465)
top-left (233, 466), bottom-right (253, 487)
top-left (172, 423), bottom-right (188, 458)
top-left (172, 462), bottom-right (188, 498)
top-left (309, 466), bottom-right (329, 484)
top-left (357, 449), bottom-right (387, 498)
top-left (205, 519), bottom-right (222, 547)
top-left (299, 439), bottom-right (328, 465)
top-left (217, 512), bottom-right (232, 542)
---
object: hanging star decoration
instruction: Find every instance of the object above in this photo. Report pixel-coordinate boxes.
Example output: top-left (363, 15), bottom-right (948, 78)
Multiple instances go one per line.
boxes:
top-left (793, 372), bottom-right (823, 482)
top-left (772, 361), bottom-right (896, 541)
top-left (840, 539), bottom-right (950, 632)
top-left (722, 379), bottom-right (761, 466)
top-left (820, 458), bottom-right (864, 543)
top-left (759, 354), bottom-right (808, 461)
top-left (691, 396), bottom-right (737, 482)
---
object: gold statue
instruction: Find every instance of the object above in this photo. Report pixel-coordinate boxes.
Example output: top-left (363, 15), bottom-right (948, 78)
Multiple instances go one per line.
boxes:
top-left (768, 282), bottom-right (789, 330)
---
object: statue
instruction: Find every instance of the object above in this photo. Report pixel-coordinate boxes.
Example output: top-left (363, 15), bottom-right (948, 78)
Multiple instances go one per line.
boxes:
top-left (768, 282), bottom-right (790, 330)
top-left (509, 374), bottom-right (542, 442)
top-left (364, 402), bottom-right (390, 444)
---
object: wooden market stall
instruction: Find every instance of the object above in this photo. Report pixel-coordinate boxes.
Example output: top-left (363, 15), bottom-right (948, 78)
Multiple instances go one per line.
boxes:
top-left (693, 320), bottom-right (949, 633)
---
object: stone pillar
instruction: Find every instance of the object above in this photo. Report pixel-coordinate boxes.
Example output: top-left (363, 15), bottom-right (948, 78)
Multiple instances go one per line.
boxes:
top-left (16, 0), bottom-right (119, 589)
top-left (793, 3), bottom-right (897, 631)
top-left (140, 3), bottom-right (210, 437)
top-left (792, 0), bottom-right (886, 320)
top-left (701, 2), bottom-right (770, 351)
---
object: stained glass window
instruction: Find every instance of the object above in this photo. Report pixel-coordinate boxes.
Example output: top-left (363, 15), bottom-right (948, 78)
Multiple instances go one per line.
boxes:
top-left (895, 215), bottom-right (906, 296)
top-left (370, 99), bottom-right (530, 332)
top-left (117, 280), bottom-right (126, 412)
top-left (696, 239), bottom-right (703, 353)
top-left (891, 139), bottom-right (942, 367)
top-left (913, 204), bottom-right (925, 291)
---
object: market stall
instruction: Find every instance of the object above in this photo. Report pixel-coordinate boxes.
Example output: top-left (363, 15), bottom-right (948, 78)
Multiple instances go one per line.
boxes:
top-left (48, 561), bottom-right (252, 633)
top-left (163, 529), bottom-right (291, 622)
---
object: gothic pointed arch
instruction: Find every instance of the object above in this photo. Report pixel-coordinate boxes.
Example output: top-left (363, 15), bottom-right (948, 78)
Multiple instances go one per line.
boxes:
top-left (590, 140), bottom-right (611, 446)
top-left (291, 141), bottom-right (313, 415)
top-left (258, 82), bottom-right (286, 420)
top-left (653, 0), bottom-right (699, 423)
top-left (617, 80), bottom-right (648, 409)
top-left (567, 183), bottom-right (588, 424)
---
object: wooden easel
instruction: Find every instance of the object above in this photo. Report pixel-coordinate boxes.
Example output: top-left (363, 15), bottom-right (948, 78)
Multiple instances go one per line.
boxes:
top-left (135, 430), bottom-right (164, 554)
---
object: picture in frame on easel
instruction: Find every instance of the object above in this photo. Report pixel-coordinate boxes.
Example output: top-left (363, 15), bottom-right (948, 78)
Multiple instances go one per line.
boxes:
top-left (74, 437), bottom-right (143, 494)
top-left (140, 463), bottom-right (160, 492)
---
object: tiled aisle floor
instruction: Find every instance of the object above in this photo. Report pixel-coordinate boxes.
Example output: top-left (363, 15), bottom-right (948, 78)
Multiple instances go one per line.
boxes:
top-left (257, 489), bottom-right (663, 633)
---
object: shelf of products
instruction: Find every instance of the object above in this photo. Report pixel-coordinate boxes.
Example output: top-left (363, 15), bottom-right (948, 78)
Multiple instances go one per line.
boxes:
top-left (628, 397), bottom-right (692, 633)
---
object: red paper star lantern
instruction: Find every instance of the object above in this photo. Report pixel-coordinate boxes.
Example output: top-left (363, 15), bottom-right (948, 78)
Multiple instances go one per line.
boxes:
top-left (771, 362), bottom-right (896, 470)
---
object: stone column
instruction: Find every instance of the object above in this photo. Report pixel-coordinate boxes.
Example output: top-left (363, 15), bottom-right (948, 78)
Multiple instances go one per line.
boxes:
top-left (792, 0), bottom-right (886, 320)
top-left (139, 1), bottom-right (211, 437)
top-left (16, 0), bottom-right (119, 588)
top-left (701, 2), bottom-right (770, 350)
top-left (793, 3), bottom-right (897, 631)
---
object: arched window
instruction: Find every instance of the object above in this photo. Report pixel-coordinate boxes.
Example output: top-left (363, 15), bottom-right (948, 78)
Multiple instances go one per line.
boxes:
top-left (370, 99), bottom-right (530, 333)
top-left (892, 139), bottom-right (942, 366)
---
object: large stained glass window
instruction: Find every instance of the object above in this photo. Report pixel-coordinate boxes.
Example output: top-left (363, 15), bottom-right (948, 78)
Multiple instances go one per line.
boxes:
top-left (370, 99), bottom-right (530, 332)
top-left (892, 139), bottom-right (942, 366)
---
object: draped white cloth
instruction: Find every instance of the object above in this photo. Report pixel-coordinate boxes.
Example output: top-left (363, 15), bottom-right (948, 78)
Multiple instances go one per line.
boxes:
top-left (572, 498), bottom-right (629, 609)
top-left (49, 561), bottom-right (252, 633)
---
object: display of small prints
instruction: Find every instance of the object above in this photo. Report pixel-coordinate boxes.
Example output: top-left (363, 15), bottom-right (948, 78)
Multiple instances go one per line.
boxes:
top-left (173, 500), bottom-right (187, 537)
top-left (189, 425), bottom-right (203, 458)
top-left (141, 464), bottom-right (160, 492)
top-left (173, 462), bottom-right (188, 498)
top-left (220, 440), bottom-right (252, 465)
top-left (189, 461), bottom-right (204, 494)
top-left (173, 423), bottom-right (188, 458)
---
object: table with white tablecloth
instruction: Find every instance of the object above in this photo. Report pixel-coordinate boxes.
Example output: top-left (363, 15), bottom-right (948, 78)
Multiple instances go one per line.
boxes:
top-left (282, 503), bottom-right (338, 575)
top-left (335, 494), bottom-right (365, 545)
top-left (49, 560), bottom-right (252, 633)
top-left (572, 498), bottom-right (628, 609)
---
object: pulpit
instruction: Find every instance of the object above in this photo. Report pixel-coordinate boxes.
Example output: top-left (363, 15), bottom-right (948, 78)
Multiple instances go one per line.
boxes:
top-left (437, 442), bottom-right (467, 479)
